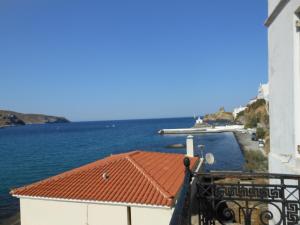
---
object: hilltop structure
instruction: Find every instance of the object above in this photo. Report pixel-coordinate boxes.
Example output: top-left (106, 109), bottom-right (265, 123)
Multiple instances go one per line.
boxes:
top-left (257, 83), bottom-right (269, 102)
top-left (232, 82), bottom-right (269, 121)
top-left (203, 107), bottom-right (234, 123)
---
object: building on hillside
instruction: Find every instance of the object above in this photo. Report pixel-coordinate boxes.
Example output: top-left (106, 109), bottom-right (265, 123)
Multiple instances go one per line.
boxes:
top-left (232, 106), bottom-right (247, 119)
top-left (232, 82), bottom-right (269, 119)
top-left (266, 0), bottom-right (300, 175)
top-left (11, 150), bottom-right (200, 225)
top-left (244, 83), bottom-right (269, 109)
top-left (248, 97), bottom-right (258, 106)
top-left (257, 83), bottom-right (269, 102)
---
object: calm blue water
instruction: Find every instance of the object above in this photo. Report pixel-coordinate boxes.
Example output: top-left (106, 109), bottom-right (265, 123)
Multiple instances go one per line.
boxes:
top-left (0, 117), bottom-right (244, 221)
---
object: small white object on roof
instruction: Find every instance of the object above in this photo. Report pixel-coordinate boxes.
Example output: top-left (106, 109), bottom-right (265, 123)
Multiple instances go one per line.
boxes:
top-left (102, 172), bottom-right (109, 181)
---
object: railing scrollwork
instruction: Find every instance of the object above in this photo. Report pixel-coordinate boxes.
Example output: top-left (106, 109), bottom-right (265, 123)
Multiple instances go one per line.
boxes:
top-left (169, 158), bottom-right (300, 225)
top-left (196, 172), bottom-right (300, 225)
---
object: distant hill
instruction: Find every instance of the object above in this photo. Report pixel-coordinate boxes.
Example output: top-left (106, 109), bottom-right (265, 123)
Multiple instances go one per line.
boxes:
top-left (0, 110), bottom-right (70, 128)
top-left (203, 107), bottom-right (234, 123)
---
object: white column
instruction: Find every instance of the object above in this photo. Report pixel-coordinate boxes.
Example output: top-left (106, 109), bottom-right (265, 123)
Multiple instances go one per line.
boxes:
top-left (186, 135), bottom-right (194, 157)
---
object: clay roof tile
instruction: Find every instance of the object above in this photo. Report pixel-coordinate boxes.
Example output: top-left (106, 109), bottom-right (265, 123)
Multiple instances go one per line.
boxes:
top-left (11, 151), bottom-right (198, 207)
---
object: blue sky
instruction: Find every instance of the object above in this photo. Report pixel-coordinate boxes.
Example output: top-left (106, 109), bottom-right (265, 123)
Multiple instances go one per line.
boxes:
top-left (0, 0), bottom-right (268, 121)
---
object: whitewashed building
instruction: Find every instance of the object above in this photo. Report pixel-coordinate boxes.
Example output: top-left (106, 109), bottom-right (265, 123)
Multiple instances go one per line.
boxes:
top-left (266, 0), bottom-right (300, 176)
top-left (267, 5), bottom-right (300, 223)
top-left (232, 106), bottom-right (247, 119)
top-left (257, 83), bottom-right (270, 102)
top-left (11, 151), bottom-right (199, 225)
top-left (248, 97), bottom-right (258, 106)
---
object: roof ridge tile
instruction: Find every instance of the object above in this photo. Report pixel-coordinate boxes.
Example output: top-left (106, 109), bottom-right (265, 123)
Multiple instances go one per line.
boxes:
top-left (126, 153), bottom-right (173, 200)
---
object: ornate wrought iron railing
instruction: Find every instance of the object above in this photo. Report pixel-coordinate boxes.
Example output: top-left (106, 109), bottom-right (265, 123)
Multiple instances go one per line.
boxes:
top-left (196, 172), bottom-right (300, 225)
top-left (170, 158), bottom-right (300, 225)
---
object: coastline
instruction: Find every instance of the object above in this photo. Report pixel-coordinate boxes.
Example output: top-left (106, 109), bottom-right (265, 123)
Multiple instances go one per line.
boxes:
top-left (0, 131), bottom-right (262, 225)
top-left (0, 125), bottom-right (15, 129)
top-left (0, 121), bottom-right (70, 129)
top-left (234, 130), bottom-right (268, 172)
top-left (233, 130), bottom-right (259, 153)
top-left (0, 119), bottom-right (245, 224)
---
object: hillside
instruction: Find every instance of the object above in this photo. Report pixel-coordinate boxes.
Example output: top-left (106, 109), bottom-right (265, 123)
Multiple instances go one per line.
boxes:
top-left (0, 110), bottom-right (69, 128)
top-left (235, 99), bottom-right (269, 129)
top-left (235, 99), bottom-right (270, 153)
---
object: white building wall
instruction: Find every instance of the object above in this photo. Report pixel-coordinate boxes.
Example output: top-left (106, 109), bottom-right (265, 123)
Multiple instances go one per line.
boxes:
top-left (19, 198), bottom-right (173, 225)
top-left (20, 198), bottom-right (87, 225)
top-left (266, 2), bottom-right (300, 224)
top-left (131, 206), bottom-right (173, 225)
top-left (88, 204), bottom-right (128, 225)
top-left (294, 9), bottom-right (300, 169)
top-left (268, 0), bottom-right (300, 174)
top-left (268, 0), bottom-right (281, 15)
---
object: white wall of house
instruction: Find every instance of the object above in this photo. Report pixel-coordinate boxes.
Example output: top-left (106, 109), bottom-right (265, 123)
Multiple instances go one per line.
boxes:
top-left (268, 0), bottom-right (281, 15)
top-left (87, 203), bottom-right (128, 225)
top-left (131, 207), bottom-right (173, 225)
top-left (20, 198), bottom-right (87, 225)
top-left (19, 197), bottom-right (173, 225)
top-left (268, 0), bottom-right (300, 175)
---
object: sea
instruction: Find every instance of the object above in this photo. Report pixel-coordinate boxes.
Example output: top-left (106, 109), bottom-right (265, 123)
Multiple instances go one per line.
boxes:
top-left (0, 117), bottom-right (244, 222)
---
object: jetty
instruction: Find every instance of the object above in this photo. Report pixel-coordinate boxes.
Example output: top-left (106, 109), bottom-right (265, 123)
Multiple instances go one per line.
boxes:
top-left (158, 125), bottom-right (244, 135)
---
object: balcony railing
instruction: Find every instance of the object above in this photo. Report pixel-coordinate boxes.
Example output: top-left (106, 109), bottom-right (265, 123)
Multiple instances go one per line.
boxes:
top-left (170, 158), bottom-right (300, 225)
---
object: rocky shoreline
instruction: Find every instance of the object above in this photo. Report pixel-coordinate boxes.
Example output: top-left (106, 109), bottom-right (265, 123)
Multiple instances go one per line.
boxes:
top-left (0, 110), bottom-right (69, 128)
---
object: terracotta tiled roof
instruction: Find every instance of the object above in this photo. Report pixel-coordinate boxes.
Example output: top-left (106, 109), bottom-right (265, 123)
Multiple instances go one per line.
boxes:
top-left (11, 151), bottom-right (199, 207)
